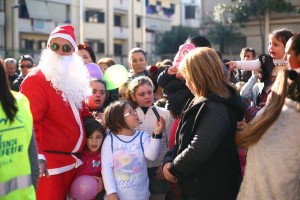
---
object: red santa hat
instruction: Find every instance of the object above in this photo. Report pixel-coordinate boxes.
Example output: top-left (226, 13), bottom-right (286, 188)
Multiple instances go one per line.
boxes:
top-left (47, 24), bottom-right (78, 51)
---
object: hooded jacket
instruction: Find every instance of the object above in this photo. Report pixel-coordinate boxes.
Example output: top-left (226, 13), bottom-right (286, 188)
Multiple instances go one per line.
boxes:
top-left (163, 89), bottom-right (247, 200)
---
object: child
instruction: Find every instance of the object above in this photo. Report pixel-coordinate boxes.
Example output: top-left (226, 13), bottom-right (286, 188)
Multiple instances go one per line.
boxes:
top-left (126, 76), bottom-right (174, 200)
top-left (73, 118), bottom-right (106, 199)
top-left (86, 79), bottom-right (109, 123)
top-left (238, 47), bottom-right (256, 82)
top-left (101, 100), bottom-right (165, 200)
top-left (227, 29), bottom-right (293, 120)
top-left (117, 81), bottom-right (129, 101)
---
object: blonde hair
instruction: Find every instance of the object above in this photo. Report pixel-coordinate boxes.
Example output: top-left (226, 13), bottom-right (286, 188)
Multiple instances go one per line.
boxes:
top-left (178, 47), bottom-right (235, 98)
top-left (236, 69), bottom-right (300, 147)
top-left (97, 57), bottom-right (115, 67)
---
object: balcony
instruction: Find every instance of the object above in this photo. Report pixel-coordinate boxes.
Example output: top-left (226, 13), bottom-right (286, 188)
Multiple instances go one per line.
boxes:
top-left (114, 0), bottom-right (129, 11)
top-left (114, 26), bottom-right (128, 39)
top-left (184, 18), bottom-right (200, 28)
top-left (18, 18), bottom-right (56, 34)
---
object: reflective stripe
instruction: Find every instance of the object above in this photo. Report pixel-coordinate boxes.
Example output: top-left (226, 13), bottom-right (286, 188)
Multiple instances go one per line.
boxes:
top-left (0, 175), bottom-right (32, 197)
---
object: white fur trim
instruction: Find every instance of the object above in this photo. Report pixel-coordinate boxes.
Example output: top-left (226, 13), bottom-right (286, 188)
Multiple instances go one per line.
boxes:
top-left (38, 154), bottom-right (46, 161)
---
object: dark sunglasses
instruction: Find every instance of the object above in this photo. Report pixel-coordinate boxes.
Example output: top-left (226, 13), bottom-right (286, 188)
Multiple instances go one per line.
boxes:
top-left (20, 64), bottom-right (33, 69)
top-left (50, 43), bottom-right (72, 53)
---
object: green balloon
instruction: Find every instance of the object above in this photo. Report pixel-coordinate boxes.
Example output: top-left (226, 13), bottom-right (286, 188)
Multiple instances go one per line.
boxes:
top-left (103, 64), bottom-right (129, 90)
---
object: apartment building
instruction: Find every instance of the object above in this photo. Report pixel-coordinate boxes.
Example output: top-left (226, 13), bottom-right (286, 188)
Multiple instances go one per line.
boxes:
top-left (0, 0), bottom-right (200, 65)
top-left (199, 0), bottom-right (300, 59)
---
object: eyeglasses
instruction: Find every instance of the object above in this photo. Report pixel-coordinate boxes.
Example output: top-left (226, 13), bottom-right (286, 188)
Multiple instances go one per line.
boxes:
top-left (20, 64), bottom-right (33, 69)
top-left (124, 109), bottom-right (137, 117)
top-left (50, 43), bottom-right (72, 53)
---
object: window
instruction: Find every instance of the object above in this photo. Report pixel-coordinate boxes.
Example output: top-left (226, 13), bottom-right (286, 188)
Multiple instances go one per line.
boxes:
top-left (38, 40), bottom-right (47, 50)
top-left (114, 15), bottom-right (121, 27)
top-left (21, 39), bottom-right (34, 51)
top-left (19, 0), bottom-right (29, 19)
top-left (185, 5), bottom-right (196, 19)
top-left (85, 10), bottom-right (105, 23)
top-left (87, 41), bottom-right (105, 54)
top-left (0, 0), bottom-right (4, 11)
top-left (66, 4), bottom-right (71, 23)
top-left (114, 44), bottom-right (122, 55)
top-left (96, 42), bottom-right (105, 54)
top-left (136, 16), bottom-right (141, 28)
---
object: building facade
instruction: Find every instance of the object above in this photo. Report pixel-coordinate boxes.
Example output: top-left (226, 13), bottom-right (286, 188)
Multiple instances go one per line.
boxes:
top-left (4, 0), bottom-right (297, 64)
top-left (199, 0), bottom-right (300, 59)
top-left (0, 0), bottom-right (201, 65)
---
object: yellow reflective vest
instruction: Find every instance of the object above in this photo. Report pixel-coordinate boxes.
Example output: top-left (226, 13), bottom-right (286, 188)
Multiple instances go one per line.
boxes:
top-left (0, 92), bottom-right (36, 200)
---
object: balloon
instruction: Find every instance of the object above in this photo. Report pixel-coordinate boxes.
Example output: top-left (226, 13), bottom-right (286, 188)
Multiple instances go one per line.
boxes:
top-left (103, 64), bottom-right (128, 90)
top-left (85, 63), bottom-right (103, 80)
top-left (70, 175), bottom-right (98, 200)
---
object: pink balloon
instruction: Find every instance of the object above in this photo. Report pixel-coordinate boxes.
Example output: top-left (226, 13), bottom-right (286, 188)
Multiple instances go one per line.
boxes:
top-left (70, 175), bottom-right (98, 200)
top-left (85, 63), bottom-right (103, 80)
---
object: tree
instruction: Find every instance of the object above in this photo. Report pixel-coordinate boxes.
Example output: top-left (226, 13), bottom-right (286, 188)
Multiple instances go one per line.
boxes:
top-left (206, 22), bottom-right (241, 54)
top-left (204, 4), bottom-right (242, 54)
top-left (229, 0), bottom-right (299, 52)
top-left (155, 26), bottom-right (198, 56)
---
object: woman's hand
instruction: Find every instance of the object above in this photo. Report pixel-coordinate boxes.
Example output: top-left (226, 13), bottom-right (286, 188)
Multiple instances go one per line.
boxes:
top-left (237, 120), bottom-right (248, 132)
top-left (155, 165), bottom-right (165, 181)
top-left (168, 66), bottom-right (178, 75)
top-left (93, 176), bottom-right (104, 193)
top-left (107, 193), bottom-right (119, 200)
top-left (38, 160), bottom-right (49, 178)
top-left (154, 116), bottom-right (165, 135)
top-left (163, 162), bottom-right (177, 183)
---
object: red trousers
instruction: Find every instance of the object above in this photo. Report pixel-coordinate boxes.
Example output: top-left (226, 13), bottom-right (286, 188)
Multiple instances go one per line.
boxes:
top-left (36, 169), bottom-right (77, 200)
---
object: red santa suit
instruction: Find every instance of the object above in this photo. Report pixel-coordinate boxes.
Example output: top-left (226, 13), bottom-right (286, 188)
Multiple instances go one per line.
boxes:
top-left (21, 24), bottom-right (92, 200)
top-left (21, 69), bottom-right (90, 199)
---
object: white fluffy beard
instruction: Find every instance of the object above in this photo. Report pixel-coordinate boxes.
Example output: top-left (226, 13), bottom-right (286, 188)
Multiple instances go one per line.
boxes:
top-left (39, 48), bottom-right (91, 108)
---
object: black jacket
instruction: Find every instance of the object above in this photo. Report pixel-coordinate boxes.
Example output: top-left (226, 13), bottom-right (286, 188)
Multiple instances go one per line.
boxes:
top-left (11, 75), bottom-right (25, 92)
top-left (157, 67), bottom-right (193, 116)
top-left (163, 89), bottom-right (247, 200)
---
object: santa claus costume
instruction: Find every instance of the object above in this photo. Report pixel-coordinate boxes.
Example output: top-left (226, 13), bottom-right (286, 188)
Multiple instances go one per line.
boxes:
top-left (20, 25), bottom-right (92, 200)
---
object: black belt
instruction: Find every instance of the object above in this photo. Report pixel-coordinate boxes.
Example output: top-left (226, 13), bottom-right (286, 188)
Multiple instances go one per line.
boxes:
top-left (44, 150), bottom-right (78, 155)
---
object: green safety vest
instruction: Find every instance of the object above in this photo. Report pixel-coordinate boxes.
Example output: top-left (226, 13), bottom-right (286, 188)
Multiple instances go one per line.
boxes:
top-left (0, 92), bottom-right (36, 200)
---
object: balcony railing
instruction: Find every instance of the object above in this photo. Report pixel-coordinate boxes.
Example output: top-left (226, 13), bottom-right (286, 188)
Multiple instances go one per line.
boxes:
top-left (114, 0), bottom-right (129, 11)
top-left (18, 18), bottom-right (56, 33)
top-left (114, 26), bottom-right (129, 39)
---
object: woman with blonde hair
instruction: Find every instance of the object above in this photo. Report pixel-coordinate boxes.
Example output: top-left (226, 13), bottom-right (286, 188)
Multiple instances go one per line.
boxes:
top-left (162, 47), bottom-right (247, 200)
top-left (236, 34), bottom-right (300, 200)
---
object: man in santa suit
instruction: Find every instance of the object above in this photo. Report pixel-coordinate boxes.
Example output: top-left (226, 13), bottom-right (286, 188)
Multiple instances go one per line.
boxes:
top-left (20, 25), bottom-right (92, 199)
